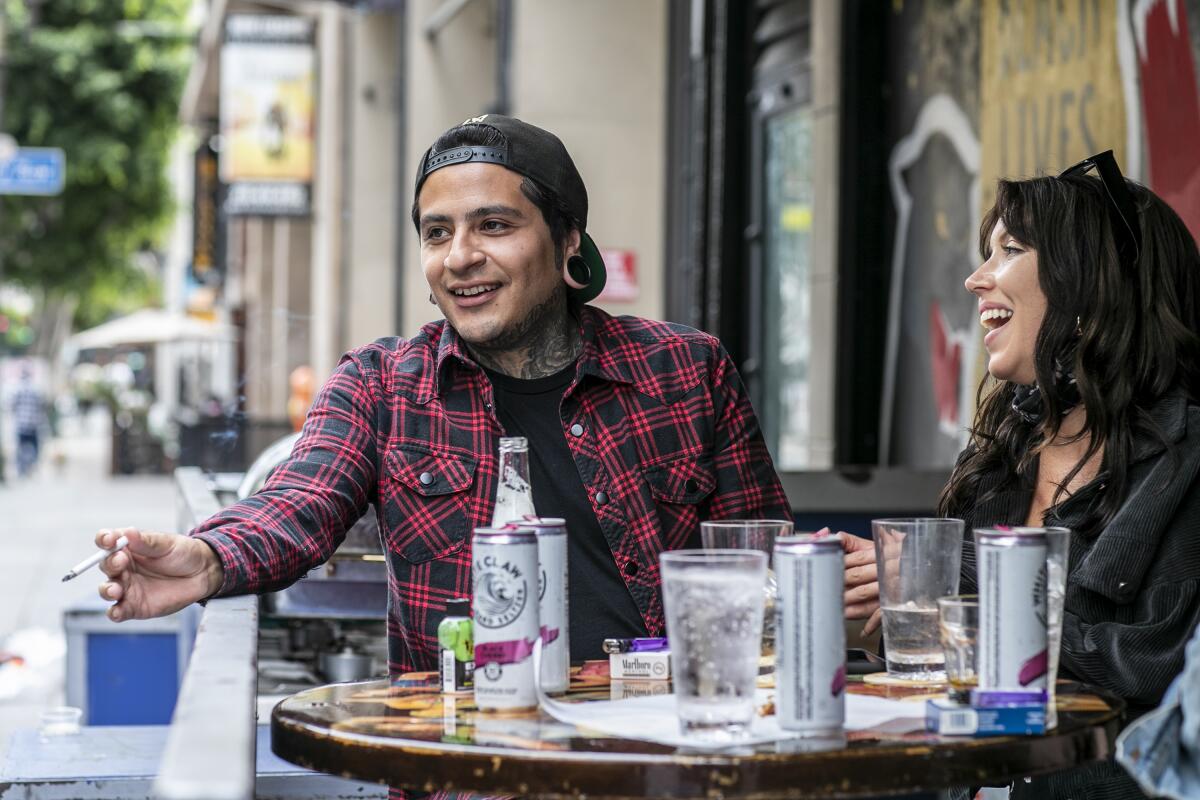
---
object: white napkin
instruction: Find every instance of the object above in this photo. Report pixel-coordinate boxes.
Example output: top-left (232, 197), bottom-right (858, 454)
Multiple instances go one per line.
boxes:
top-left (531, 641), bottom-right (925, 750)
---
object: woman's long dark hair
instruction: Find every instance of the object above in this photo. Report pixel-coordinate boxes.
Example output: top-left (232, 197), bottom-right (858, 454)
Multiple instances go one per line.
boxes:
top-left (937, 174), bottom-right (1200, 535)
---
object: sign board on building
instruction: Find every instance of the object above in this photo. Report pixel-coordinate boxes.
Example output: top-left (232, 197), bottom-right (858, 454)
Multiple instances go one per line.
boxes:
top-left (220, 15), bottom-right (315, 216)
top-left (597, 248), bottom-right (638, 302)
top-left (0, 148), bottom-right (66, 196)
top-left (188, 143), bottom-right (226, 315)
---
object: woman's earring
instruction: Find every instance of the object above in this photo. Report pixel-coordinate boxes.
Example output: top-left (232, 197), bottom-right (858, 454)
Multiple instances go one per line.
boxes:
top-left (1075, 315), bottom-right (1083, 337)
top-left (429, 292), bottom-right (437, 306)
top-left (565, 255), bottom-right (592, 289)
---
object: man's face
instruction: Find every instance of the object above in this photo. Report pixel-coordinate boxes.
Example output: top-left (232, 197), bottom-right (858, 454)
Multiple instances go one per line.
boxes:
top-left (417, 163), bottom-right (568, 350)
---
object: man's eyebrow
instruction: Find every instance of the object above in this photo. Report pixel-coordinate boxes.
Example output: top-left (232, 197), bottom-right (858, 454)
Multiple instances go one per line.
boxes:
top-left (418, 213), bottom-right (452, 228)
top-left (466, 205), bottom-right (525, 222)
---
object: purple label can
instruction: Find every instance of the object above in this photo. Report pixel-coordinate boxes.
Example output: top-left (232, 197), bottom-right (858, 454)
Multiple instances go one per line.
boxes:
top-left (472, 527), bottom-right (539, 711)
top-left (513, 516), bottom-right (570, 695)
top-left (775, 534), bottom-right (846, 735)
top-left (976, 527), bottom-right (1049, 692)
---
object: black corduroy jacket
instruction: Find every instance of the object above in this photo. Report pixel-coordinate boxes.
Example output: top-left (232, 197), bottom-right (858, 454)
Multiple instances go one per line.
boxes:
top-left (959, 390), bottom-right (1200, 708)
top-left (956, 391), bottom-right (1200, 800)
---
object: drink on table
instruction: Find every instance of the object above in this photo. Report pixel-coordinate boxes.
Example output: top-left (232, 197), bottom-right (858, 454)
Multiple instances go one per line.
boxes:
top-left (975, 528), bottom-right (1049, 693)
top-left (700, 520), bottom-right (793, 658)
top-left (516, 516), bottom-right (570, 695)
top-left (871, 518), bottom-right (964, 681)
top-left (775, 533), bottom-right (845, 736)
top-left (492, 436), bottom-right (535, 525)
top-left (472, 526), bottom-right (539, 711)
top-left (937, 594), bottom-right (979, 704)
top-left (660, 549), bottom-right (767, 741)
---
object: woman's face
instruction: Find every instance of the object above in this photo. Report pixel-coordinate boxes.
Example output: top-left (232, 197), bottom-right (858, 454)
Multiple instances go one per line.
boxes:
top-left (964, 219), bottom-right (1047, 385)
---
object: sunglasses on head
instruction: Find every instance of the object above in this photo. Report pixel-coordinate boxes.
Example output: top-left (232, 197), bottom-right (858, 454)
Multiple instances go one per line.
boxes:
top-left (1056, 150), bottom-right (1142, 271)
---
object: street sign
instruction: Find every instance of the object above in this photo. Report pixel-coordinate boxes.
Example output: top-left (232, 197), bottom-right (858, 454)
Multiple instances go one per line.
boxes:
top-left (0, 148), bottom-right (66, 196)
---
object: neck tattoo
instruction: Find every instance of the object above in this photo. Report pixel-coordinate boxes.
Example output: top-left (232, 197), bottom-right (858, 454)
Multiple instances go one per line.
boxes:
top-left (466, 294), bottom-right (581, 379)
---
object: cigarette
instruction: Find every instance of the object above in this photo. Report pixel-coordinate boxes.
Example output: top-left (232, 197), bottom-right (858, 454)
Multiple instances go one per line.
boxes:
top-left (62, 536), bottom-right (129, 582)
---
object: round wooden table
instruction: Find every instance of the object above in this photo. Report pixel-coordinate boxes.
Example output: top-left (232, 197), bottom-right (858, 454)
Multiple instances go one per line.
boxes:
top-left (271, 668), bottom-right (1123, 798)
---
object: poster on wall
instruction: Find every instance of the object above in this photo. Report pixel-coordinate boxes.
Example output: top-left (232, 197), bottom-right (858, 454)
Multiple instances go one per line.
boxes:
top-left (979, 0), bottom-right (1129, 201)
top-left (219, 15), bottom-right (315, 216)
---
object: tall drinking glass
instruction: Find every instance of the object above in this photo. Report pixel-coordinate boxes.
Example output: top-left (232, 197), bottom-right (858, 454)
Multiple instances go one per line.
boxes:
top-left (700, 520), bottom-right (793, 655)
top-left (872, 518), bottom-right (964, 681)
top-left (660, 549), bottom-right (768, 741)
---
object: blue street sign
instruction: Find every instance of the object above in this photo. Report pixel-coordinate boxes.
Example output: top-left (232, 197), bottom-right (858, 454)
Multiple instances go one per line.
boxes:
top-left (0, 148), bottom-right (66, 196)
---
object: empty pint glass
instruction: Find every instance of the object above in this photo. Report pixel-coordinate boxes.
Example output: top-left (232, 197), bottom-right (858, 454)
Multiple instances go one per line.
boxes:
top-left (872, 518), bottom-right (964, 681)
top-left (700, 519), bottom-right (793, 655)
top-left (661, 549), bottom-right (767, 741)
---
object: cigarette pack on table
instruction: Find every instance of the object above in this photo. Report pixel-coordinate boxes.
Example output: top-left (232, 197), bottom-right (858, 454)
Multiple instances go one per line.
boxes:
top-left (609, 650), bottom-right (671, 680)
top-left (925, 698), bottom-right (1046, 737)
top-left (610, 679), bottom-right (672, 700)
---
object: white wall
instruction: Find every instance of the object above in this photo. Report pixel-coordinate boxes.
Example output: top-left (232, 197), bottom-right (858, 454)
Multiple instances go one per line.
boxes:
top-left (399, 0), bottom-right (669, 338)
top-left (510, 0), bottom-right (668, 324)
top-left (400, 0), bottom-right (498, 338)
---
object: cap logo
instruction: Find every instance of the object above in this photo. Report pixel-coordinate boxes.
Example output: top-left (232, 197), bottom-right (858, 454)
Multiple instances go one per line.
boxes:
top-left (462, 114), bottom-right (489, 125)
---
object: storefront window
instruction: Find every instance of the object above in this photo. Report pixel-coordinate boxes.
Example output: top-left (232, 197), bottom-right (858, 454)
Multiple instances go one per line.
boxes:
top-left (762, 105), bottom-right (814, 470)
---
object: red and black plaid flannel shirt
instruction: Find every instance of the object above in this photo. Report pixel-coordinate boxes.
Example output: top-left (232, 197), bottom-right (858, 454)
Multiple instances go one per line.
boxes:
top-left (192, 305), bottom-right (790, 676)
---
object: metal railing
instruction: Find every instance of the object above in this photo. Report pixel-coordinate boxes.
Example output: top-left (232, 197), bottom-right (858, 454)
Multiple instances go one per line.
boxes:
top-left (154, 467), bottom-right (259, 800)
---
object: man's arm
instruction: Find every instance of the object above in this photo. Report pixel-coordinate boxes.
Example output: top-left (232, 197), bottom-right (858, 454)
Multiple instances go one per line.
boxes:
top-left (99, 353), bottom-right (381, 619)
top-left (706, 342), bottom-right (791, 519)
top-left (191, 352), bottom-right (382, 596)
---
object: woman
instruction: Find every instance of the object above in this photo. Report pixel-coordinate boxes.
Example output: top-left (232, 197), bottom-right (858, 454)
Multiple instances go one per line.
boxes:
top-left (844, 152), bottom-right (1200, 799)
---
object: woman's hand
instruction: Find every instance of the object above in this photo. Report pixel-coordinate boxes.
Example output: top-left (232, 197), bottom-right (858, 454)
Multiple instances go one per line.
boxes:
top-left (96, 527), bottom-right (224, 622)
top-left (839, 531), bottom-right (881, 635)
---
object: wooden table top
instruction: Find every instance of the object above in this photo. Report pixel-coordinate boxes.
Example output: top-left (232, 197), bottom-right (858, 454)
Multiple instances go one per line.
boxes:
top-left (271, 665), bottom-right (1124, 799)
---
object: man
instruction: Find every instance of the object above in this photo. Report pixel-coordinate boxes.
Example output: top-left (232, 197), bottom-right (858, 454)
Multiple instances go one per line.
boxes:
top-left (11, 365), bottom-right (47, 478)
top-left (97, 115), bottom-right (789, 674)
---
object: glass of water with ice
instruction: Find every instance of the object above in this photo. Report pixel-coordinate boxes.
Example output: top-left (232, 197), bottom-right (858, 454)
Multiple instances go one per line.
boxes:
top-left (871, 518), bottom-right (964, 682)
top-left (660, 549), bottom-right (767, 741)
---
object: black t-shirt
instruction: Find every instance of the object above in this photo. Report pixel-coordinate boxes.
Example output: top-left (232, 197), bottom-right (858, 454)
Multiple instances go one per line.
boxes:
top-left (484, 365), bottom-right (648, 661)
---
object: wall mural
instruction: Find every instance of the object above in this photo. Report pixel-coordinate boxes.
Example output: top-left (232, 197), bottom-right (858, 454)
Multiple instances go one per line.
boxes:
top-left (881, 0), bottom-right (1200, 469)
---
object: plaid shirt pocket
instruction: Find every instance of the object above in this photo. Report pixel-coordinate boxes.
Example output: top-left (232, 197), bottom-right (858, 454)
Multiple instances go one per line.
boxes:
top-left (381, 446), bottom-right (478, 563)
top-left (642, 453), bottom-right (717, 549)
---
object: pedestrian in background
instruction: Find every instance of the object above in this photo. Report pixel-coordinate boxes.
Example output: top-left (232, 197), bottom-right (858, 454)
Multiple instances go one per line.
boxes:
top-left (11, 364), bottom-right (48, 477)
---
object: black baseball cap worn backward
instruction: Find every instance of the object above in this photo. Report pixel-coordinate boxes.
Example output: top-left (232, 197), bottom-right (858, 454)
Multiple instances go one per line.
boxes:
top-left (415, 114), bottom-right (607, 304)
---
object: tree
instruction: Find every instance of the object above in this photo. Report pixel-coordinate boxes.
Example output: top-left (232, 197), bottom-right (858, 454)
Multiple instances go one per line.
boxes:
top-left (0, 0), bottom-right (190, 339)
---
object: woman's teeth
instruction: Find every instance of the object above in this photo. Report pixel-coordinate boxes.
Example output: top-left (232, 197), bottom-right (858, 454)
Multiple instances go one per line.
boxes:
top-left (980, 308), bottom-right (1013, 330)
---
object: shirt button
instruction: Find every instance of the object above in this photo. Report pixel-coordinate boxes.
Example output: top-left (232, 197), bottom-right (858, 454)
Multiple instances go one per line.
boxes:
top-left (623, 560), bottom-right (640, 577)
top-left (569, 423), bottom-right (585, 437)
top-left (684, 478), bottom-right (699, 493)
top-left (595, 491), bottom-right (609, 506)
top-left (419, 471), bottom-right (434, 486)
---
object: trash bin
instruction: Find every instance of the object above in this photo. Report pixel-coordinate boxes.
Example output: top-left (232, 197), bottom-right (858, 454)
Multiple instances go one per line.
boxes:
top-left (64, 595), bottom-right (199, 725)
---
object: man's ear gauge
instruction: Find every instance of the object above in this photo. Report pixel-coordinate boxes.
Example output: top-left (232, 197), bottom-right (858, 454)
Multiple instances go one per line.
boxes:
top-left (566, 254), bottom-right (592, 289)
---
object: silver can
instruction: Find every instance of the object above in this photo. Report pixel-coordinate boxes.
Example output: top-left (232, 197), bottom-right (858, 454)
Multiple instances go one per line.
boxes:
top-left (976, 527), bottom-right (1049, 691)
top-left (513, 517), bottom-right (570, 695)
top-left (472, 527), bottom-right (539, 711)
top-left (775, 534), bottom-right (845, 735)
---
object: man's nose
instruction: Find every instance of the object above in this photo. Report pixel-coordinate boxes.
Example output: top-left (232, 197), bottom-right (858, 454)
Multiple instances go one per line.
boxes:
top-left (445, 230), bottom-right (484, 272)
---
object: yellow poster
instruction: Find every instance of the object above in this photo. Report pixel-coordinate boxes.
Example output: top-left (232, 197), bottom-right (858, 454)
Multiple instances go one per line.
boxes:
top-left (219, 30), bottom-right (315, 183)
top-left (979, 0), bottom-right (1128, 205)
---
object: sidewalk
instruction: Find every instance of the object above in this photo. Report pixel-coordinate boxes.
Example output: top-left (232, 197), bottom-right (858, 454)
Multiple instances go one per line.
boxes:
top-left (0, 410), bottom-right (175, 757)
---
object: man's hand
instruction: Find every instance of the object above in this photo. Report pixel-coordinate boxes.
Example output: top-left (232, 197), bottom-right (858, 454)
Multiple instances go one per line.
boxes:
top-left (96, 528), bottom-right (224, 622)
top-left (838, 531), bottom-right (881, 635)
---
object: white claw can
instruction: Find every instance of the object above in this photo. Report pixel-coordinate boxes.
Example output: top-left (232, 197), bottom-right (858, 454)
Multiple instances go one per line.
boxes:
top-left (775, 534), bottom-right (846, 735)
top-left (975, 527), bottom-right (1049, 692)
top-left (513, 516), bottom-right (570, 694)
top-left (472, 527), bottom-right (539, 711)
